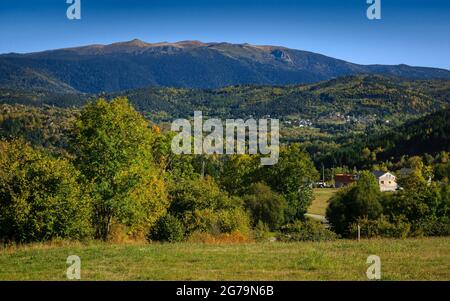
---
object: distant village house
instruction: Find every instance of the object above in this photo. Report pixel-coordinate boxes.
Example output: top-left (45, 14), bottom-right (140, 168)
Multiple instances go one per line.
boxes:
top-left (334, 171), bottom-right (398, 192)
top-left (372, 171), bottom-right (397, 192)
top-left (334, 173), bottom-right (357, 188)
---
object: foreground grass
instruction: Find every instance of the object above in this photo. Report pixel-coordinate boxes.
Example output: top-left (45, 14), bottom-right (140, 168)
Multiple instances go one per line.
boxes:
top-left (309, 188), bottom-right (338, 216)
top-left (0, 237), bottom-right (449, 280)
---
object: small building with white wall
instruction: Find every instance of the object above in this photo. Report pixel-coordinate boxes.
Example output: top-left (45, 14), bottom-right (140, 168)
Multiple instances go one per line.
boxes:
top-left (372, 171), bottom-right (397, 192)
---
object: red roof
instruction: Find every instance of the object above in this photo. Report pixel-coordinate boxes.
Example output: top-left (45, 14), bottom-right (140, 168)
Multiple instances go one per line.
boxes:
top-left (335, 174), bottom-right (357, 184)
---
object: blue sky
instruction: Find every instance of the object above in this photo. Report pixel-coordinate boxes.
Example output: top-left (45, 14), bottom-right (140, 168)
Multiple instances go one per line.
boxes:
top-left (1, 0), bottom-right (449, 69)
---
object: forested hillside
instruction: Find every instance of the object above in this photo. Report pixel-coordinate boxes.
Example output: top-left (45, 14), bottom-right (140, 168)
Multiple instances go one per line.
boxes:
top-left (1, 98), bottom-right (449, 244)
top-left (1, 75), bottom-right (449, 123)
top-left (2, 39), bottom-right (450, 92)
top-left (319, 108), bottom-right (450, 168)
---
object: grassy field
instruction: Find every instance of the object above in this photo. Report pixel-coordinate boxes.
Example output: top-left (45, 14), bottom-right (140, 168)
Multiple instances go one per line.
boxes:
top-left (309, 188), bottom-right (339, 216)
top-left (0, 237), bottom-right (449, 280)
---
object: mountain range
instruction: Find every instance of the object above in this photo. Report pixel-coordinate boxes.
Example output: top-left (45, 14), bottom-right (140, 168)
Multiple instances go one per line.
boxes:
top-left (1, 39), bottom-right (450, 93)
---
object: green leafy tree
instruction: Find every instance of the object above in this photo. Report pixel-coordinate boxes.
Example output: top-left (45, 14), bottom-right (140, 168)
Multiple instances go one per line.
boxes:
top-left (168, 177), bottom-right (249, 235)
top-left (326, 171), bottom-right (382, 236)
top-left (151, 131), bottom-right (197, 180)
top-left (243, 182), bottom-right (287, 230)
top-left (384, 179), bottom-right (448, 224)
top-left (220, 154), bottom-right (260, 196)
top-left (261, 144), bottom-right (319, 222)
top-left (434, 162), bottom-right (450, 182)
top-left (70, 98), bottom-right (168, 240)
top-left (168, 177), bottom-right (239, 216)
top-left (0, 140), bottom-right (92, 242)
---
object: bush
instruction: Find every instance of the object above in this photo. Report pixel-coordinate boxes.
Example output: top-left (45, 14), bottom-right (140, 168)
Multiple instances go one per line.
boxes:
top-left (0, 140), bottom-right (92, 243)
top-left (348, 216), bottom-right (450, 239)
top-left (349, 216), bottom-right (411, 239)
top-left (253, 221), bottom-right (272, 242)
top-left (148, 214), bottom-right (185, 242)
top-left (182, 208), bottom-right (220, 235)
top-left (326, 171), bottom-right (382, 236)
top-left (243, 182), bottom-right (286, 230)
top-left (411, 216), bottom-right (450, 237)
top-left (216, 208), bottom-right (251, 235)
top-left (277, 220), bottom-right (337, 242)
top-left (167, 177), bottom-right (251, 238)
top-left (109, 223), bottom-right (147, 243)
top-left (380, 179), bottom-right (450, 237)
top-left (168, 177), bottom-right (240, 217)
top-left (182, 208), bottom-right (251, 236)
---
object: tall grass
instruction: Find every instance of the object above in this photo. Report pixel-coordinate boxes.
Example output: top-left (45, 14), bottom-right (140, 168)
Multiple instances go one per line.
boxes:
top-left (1, 237), bottom-right (449, 280)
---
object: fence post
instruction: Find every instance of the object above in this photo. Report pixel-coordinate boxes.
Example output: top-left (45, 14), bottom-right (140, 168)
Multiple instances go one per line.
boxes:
top-left (357, 224), bottom-right (361, 242)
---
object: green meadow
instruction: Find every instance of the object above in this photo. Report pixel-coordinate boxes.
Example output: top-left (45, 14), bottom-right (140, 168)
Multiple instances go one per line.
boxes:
top-left (1, 237), bottom-right (449, 280)
top-left (309, 188), bottom-right (339, 216)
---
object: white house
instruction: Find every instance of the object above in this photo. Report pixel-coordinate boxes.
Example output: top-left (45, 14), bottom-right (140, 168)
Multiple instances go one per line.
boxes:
top-left (372, 171), bottom-right (397, 192)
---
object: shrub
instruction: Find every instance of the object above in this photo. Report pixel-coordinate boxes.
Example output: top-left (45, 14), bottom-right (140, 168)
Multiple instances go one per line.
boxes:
top-left (182, 208), bottom-right (221, 235)
top-left (216, 208), bottom-right (251, 235)
top-left (380, 180), bottom-right (450, 237)
top-left (243, 182), bottom-right (287, 230)
top-left (168, 177), bottom-right (251, 237)
top-left (411, 216), bottom-right (450, 237)
top-left (0, 140), bottom-right (92, 243)
top-left (253, 221), bottom-right (272, 242)
top-left (383, 184), bottom-right (433, 223)
top-left (109, 223), bottom-right (147, 243)
top-left (148, 214), bottom-right (185, 242)
top-left (168, 177), bottom-right (240, 217)
top-left (349, 216), bottom-right (411, 239)
top-left (277, 220), bottom-right (337, 242)
top-left (383, 181), bottom-right (449, 223)
top-left (182, 208), bottom-right (251, 236)
top-left (326, 171), bottom-right (382, 236)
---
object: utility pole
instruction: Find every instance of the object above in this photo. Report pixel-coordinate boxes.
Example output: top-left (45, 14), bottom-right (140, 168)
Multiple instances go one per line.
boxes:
top-left (321, 163), bottom-right (325, 183)
top-left (331, 167), bottom-right (335, 187)
top-left (201, 159), bottom-right (205, 179)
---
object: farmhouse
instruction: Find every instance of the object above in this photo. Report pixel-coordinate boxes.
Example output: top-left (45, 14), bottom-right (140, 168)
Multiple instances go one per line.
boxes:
top-left (334, 173), bottom-right (357, 188)
top-left (372, 171), bottom-right (397, 192)
top-left (334, 171), bottom-right (398, 191)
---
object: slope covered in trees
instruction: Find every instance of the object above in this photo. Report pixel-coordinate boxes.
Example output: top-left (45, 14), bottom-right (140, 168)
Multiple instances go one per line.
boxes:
top-left (1, 96), bottom-right (449, 243)
top-left (320, 108), bottom-right (450, 168)
top-left (1, 75), bottom-right (449, 123)
top-left (2, 40), bottom-right (450, 93)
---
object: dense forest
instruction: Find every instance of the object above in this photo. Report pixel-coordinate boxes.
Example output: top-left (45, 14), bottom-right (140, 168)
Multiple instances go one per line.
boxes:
top-left (2, 74), bottom-right (450, 172)
top-left (2, 75), bottom-right (449, 122)
top-left (1, 74), bottom-right (449, 243)
top-left (318, 108), bottom-right (450, 168)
